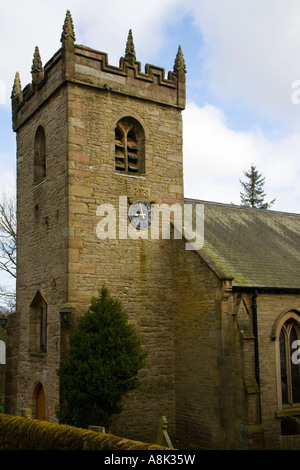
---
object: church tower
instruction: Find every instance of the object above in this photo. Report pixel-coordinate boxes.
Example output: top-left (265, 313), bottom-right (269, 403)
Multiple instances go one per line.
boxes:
top-left (6, 11), bottom-right (186, 442)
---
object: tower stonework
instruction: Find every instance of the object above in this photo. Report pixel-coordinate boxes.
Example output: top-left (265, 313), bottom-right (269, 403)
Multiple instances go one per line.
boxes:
top-left (7, 11), bottom-right (186, 442)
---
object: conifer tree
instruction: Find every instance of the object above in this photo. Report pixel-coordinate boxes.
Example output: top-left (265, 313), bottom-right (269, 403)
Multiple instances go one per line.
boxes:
top-left (240, 164), bottom-right (275, 209)
top-left (57, 287), bottom-right (147, 429)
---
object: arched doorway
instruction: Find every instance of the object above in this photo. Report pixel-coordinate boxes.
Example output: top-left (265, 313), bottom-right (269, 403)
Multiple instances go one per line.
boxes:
top-left (34, 382), bottom-right (46, 420)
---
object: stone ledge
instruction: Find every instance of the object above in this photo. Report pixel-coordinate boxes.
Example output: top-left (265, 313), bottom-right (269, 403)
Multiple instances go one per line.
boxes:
top-left (0, 413), bottom-right (169, 450)
top-left (275, 406), bottom-right (300, 418)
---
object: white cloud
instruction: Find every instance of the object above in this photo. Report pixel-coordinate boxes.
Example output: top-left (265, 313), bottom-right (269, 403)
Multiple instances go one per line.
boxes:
top-left (183, 102), bottom-right (300, 213)
top-left (4, 0), bottom-right (300, 133)
top-left (1, 0), bottom-right (300, 215)
top-left (74, 0), bottom-right (187, 66)
top-left (188, 0), bottom-right (300, 131)
top-left (0, 0), bottom-right (187, 104)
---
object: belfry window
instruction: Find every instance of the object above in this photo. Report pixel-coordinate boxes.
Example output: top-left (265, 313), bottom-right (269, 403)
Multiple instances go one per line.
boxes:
top-left (29, 292), bottom-right (47, 352)
top-left (34, 126), bottom-right (46, 184)
top-left (279, 318), bottom-right (300, 406)
top-left (115, 117), bottom-right (145, 174)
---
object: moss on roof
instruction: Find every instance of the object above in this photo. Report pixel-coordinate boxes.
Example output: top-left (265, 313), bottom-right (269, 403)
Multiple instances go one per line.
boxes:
top-left (184, 198), bottom-right (300, 289)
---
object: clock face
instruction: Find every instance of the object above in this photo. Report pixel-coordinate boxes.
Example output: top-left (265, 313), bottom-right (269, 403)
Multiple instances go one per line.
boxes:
top-left (128, 200), bottom-right (154, 230)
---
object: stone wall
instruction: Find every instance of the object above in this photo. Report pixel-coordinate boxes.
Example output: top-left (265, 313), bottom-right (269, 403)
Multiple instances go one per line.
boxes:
top-left (8, 83), bottom-right (69, 420)
top-left (0, 413), bottom-right (168, 450)
top-left (173, 241), bottom-right (224, 448)
top-left (172, 241), bottom-right (257, 450)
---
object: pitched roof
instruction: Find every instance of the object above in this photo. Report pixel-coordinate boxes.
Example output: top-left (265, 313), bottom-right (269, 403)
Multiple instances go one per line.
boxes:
top-left (184, 198), bottom-right (300, 289)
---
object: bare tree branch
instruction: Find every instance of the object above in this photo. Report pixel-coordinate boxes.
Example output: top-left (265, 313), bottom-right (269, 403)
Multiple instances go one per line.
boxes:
top-left (0, 187), bottom-right (16, 311)
top-left (0, 188), bottom-right (16, 279)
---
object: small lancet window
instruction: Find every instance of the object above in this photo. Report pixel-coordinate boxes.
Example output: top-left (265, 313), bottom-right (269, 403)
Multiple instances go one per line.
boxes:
top-left (29, 292), bottom-right (47, 352)
top-left (34, 126), bottom-right (46, 184)
top-left (114, 117), bottom-right (145, 174)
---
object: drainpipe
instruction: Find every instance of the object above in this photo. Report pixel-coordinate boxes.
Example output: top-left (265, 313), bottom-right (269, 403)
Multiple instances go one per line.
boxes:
top-left (252, 290), bottom-right (260, 388)
top-left (252, 290), bottom-right (262, 424)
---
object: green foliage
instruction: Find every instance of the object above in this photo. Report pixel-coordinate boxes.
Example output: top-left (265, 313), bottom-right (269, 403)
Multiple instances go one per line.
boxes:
top-left (240, 164), bottom-right (275, 209)
top-left (57, 287), bottom-right (146, 429)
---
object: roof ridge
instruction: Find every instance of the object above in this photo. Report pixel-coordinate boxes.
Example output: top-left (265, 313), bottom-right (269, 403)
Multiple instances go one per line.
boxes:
top-left (183, 198), bottom-right (300, 217)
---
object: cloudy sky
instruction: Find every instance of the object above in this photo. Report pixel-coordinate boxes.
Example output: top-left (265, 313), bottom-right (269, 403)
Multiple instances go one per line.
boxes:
top-left (0, 1), bottom-right (300, 290)
top-left (1, 0), bottom-right (300, 210)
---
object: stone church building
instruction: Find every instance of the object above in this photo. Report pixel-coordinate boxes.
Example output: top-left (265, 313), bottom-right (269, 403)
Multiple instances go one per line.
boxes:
top-left (5, 11), bottom-right (300, 450)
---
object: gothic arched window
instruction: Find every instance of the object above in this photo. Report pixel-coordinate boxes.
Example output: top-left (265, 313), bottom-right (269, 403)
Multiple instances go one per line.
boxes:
top-left (114, 117), bottom-right (145, 174)
top-left (280, 319), bottom-right (300, 406)
top-left (29, 292), bottom-right (47, 352)
top-left (34, 126), bottom-right (46, 184)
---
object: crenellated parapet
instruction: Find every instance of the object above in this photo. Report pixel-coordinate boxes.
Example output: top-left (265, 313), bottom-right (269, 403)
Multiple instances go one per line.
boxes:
top-left (12, 10), bottom-right (186, 131)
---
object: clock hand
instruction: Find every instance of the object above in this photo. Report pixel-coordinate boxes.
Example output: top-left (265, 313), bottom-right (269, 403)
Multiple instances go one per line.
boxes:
top-left (139, 203), bottom-right (146, 219)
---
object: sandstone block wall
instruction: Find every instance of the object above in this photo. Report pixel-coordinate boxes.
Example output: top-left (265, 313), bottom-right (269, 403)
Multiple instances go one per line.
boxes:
top-left (10, 82), bottom-right (69, 420)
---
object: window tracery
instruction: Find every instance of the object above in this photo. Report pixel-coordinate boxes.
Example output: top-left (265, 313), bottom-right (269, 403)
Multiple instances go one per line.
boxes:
top-left (115, 117), bottom-right (145, 174)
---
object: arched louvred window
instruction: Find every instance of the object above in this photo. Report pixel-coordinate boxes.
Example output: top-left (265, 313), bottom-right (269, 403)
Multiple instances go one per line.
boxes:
top-left (115, 117), bottom-right (145, 174)
top-left (279, 319), bottom-right (300, 406)
top-left (34, 126), bottom-right (46, 184)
